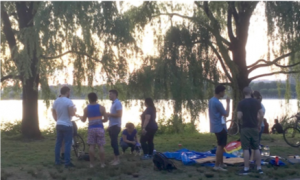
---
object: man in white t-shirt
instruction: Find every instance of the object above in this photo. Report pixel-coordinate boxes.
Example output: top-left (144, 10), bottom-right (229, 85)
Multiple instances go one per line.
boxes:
top-left (52, 86), bottom-right (76, 168)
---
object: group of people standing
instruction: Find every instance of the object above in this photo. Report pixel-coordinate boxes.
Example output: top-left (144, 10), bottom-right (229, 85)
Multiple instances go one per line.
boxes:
top-left (209, 85), bottom-right (265, 175)
top-left (51, 87), bottom-right (158, 168)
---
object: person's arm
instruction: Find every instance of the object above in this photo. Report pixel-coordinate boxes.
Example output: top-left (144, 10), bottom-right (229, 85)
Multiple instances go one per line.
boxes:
top-left (77, 108), bottom-right (88, 122)
top-left (237, 111), bottom-right (243, 121)
top-left (52, 108), bottom-right (57, 121)
top-left (100, 106), bottom-right (108, 123)
top-left (122, 134), bottom-right (136, 145)
top-left (135, 133), bottom-right (139, 144)
top-left (68, 101), bottom-right (76, 117)
top-left (107, 110), bottom-right (122, 118)
top-left (107, 102), bottom-right (122, 118)
top-left (143, 115), bottom-right (151, 130)
top-left (257, 109), bottom-right (263, 130)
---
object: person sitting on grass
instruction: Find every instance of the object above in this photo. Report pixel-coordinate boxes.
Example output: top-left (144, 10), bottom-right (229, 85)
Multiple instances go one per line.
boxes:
top-left (271, 119), bottom-right (284, 134)
top-left (77, 92), bottom-right (108, 168)
top-left (120, 123), bottom-right (140, 154)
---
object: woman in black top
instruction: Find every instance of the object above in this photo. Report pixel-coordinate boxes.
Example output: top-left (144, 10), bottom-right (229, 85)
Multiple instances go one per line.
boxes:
top-left (140, 98), bottom-right (158, 160)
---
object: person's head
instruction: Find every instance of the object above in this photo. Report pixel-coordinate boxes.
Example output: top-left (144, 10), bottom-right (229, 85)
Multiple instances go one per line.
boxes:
top-left (215, 84), bottom-right (226, 98)
top-left (145, 98), bottom-right (156, 112)
top-left (109, 90), bottom-right (118, 100)
top-left (60, 86), bottom-right (71, 98)
top-left (125, 122), bottom-right (135, 133)
top-left (88, 92), bottom-right (98, 104)
top-left (243, 87), bottom-right (252, 97)
top-left (252, 90), bottom-right (262, 102)
top-left (275, 119), bottom-right (279, 124)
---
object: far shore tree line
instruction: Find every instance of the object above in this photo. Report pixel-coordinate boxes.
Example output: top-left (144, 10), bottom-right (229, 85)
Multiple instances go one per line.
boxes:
top-left (1, 81), bottom-right (298, 100)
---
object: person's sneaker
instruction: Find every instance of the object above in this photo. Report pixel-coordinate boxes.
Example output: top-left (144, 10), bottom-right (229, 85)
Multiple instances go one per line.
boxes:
top-left (257, 169), bottom-right (263, 174)
top-left (238, 169), bottom-right (250, 176)
top-left (111, 160), bottom-right (120, 166)
top-left (220, 164), bottom-right (227, 168)
top-left (55, 162), bottom-right (63, 166)
top-left (213, 166), bottom-right (228, 172)
top-left (65, 163), bottom-right (75, 168)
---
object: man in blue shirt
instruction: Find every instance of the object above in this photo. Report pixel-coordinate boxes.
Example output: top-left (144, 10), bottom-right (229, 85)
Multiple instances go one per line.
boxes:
top-left (209, 85), bottom-right (230, 172)
top-left (106, 90), bottom-right (122, 166)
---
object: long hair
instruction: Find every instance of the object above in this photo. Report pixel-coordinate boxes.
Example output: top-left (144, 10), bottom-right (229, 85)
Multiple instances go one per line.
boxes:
top-left (145, 98), bottom-right (156, 113)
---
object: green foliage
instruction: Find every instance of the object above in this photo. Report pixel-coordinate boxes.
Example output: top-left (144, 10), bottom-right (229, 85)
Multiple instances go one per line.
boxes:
top-left (156, 116), bottom-right (197, 134)
top-left (1, 120), bottom-right (22, 136)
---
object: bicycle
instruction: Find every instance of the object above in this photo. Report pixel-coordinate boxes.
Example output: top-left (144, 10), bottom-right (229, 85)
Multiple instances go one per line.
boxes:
top-left (71, 119), bottom-right (86, 157)
top-left (283, 114), bottom-right (300, 148)
top-left (226, 119), bottom-right (239, 136)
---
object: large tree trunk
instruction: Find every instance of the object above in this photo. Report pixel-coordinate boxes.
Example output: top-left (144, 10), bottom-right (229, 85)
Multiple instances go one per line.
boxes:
top-left (21, 54), bottom-right (41, 139)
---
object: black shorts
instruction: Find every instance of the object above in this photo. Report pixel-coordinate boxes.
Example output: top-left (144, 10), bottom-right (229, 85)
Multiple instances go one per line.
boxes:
top-left (215, 128), bottom-right (227, 147)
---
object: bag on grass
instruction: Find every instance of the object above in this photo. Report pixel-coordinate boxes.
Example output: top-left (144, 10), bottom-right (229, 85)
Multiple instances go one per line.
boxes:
top-left (153, 152), bottom-right (177, 172)
top-left (78, 152), bottom-right (90, 161)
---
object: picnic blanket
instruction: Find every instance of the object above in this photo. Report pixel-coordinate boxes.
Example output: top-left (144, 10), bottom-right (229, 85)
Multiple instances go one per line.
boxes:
top-left (163, 148), bottom-right (237, 166)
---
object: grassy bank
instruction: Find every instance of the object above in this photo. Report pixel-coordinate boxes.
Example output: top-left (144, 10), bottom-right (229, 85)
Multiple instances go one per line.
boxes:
top-left (1, 130), bottom-right (300, 180)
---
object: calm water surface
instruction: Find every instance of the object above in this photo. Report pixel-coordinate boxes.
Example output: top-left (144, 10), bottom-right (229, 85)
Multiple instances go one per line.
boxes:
top-left (0, 99), bottom-right (298, 133)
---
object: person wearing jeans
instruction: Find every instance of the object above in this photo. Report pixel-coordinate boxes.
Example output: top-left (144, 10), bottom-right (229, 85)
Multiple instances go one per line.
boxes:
top-left (140, 98), bottom-right (158, 160)
top-left (106, 90), bottom-right (122, 166)
top-left (52, 86), bottom-right (76, 168)
top-left (120, 123), bottom-right (139, 154)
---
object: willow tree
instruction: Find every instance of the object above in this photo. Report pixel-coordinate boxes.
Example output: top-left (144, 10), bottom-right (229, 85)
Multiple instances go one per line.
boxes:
top-left (128, 1), bottom-right (300, 122)
top-left (1, 1), bottom-right (139, 138)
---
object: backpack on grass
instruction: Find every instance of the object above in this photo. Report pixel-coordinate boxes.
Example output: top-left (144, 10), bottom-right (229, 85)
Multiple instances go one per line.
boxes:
top-left (153, 152), bottom-right (177, 172)
top-left (78, 152), bottom-right (90, 161)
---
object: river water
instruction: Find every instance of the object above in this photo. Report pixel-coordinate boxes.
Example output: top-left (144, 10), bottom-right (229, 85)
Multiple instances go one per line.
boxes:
top-left (0, 99), bottom-right (298, 132)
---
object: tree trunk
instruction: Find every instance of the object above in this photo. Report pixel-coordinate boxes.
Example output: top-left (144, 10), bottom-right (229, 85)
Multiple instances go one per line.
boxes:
top-left (21, 75), bottom-right (41, 139)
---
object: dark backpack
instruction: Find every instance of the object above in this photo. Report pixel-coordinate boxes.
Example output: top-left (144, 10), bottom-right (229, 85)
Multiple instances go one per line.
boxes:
top-left (153, 152), bottom-right (177, 172)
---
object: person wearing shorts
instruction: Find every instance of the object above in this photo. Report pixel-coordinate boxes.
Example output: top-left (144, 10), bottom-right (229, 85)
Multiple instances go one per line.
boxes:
top-left (237, 87), bottom-right (264, 175)
top-left (77, 92), bottom-right (108, 168)
top-left (209, 85), bottom-right (230, 172)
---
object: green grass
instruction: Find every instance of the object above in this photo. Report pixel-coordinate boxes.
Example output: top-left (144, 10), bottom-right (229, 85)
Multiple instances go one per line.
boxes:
top-left (2, 131), bottom-right (300, 180)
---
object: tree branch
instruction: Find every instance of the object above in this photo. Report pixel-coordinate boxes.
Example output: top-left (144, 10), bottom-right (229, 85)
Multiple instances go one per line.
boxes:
top-left (152, 13), bottom-right (193, 21)
top-left (229, 2), bottom-right (239, 23)
top-left (247, 51), bottom-right (297, 73)
top-left (1, 74), bottom-right (21, 82)
top-left (1, 4), bottom-right (17, 57)
top-left (208, 43), bottom-right (233, 82)
top-left (249, 70), bottom-right (300, 81)
top-left (194, 1), bottom-right (204, 9)
top-left (227, 5), bottom-right (236, 42)
top-left (41, 50), bottom-right (102, 63)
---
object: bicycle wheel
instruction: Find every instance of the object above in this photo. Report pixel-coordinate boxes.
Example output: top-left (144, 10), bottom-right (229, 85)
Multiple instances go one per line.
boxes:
top-left (73, 134), bottom-right (85, 157)
top-left (226, 120), bottom-right (239, 136)
top-left (283, 127), bottom-right (300, 148)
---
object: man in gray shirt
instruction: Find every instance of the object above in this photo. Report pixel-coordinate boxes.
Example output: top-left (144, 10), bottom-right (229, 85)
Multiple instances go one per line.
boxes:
top-left (106, 89), bottom-right (122, 165)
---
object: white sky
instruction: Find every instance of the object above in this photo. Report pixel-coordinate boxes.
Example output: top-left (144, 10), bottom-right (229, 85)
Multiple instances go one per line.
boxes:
top-left (138, 1), bottom-right (287, 82)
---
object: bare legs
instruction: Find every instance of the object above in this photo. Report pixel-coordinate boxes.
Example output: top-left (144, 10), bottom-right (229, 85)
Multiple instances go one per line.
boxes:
top-left (215, 145), bottom-right (224, 167)
top-left (243, 150), bottom-right (250, 169)
top-left (89, 145), bottom-right (95, 168)
top-left (243, 149), bottom-right (261, 170)
top-left (89, 145), bottom-right (105, 168)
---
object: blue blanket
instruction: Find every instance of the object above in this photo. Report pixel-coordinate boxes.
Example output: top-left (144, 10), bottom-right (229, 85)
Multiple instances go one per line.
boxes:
top-left (163, 148), bottom-right (237, 166)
